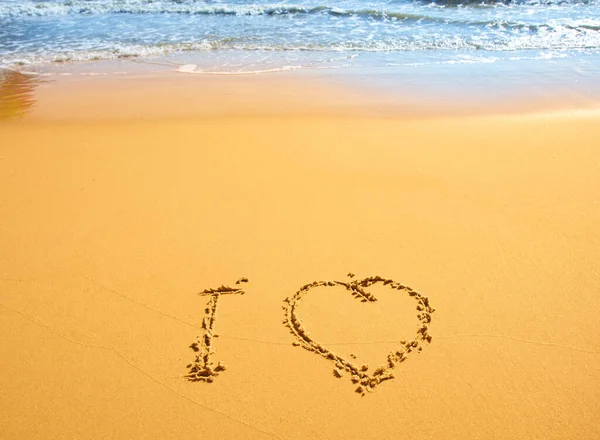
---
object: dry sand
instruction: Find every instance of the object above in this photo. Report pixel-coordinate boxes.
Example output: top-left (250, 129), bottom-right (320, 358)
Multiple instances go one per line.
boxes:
top-left (0, 70), bottom-right (599, 439)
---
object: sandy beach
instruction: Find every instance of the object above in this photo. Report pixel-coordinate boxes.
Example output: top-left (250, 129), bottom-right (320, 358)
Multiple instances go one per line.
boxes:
top-left (1, 69), bottom-right (599, 439)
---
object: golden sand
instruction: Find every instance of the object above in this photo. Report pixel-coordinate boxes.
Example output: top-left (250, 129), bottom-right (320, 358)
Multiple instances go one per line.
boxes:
top-left (1, 70), bottom-right (599, 439)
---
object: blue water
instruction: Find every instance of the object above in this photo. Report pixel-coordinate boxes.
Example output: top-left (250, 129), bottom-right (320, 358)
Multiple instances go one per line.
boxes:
top-left (1, 0), bottom-right (600, 72)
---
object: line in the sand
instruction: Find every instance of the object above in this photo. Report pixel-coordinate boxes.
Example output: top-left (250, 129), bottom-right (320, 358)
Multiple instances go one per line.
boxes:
top-left (219, 334), bottom-right (599, 355)
top-left (437, 334), bottom-right (600, 355)
top-left (81, 274), bottom-right (204, 331)
top-left (0, 302), bottom-right (284, 440)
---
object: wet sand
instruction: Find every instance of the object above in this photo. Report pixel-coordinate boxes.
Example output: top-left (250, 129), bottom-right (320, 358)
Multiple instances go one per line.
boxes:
top-left (1, 69), bottom-right (599, 439)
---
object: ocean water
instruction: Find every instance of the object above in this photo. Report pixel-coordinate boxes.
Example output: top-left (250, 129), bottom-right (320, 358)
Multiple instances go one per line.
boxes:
top-left (1, 0), bottom-right (600, 114)
top-left (1, 0), bottom-right (600, 71)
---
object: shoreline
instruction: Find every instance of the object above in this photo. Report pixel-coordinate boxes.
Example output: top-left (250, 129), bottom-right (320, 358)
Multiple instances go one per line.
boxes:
top-left (2, 54), bottom-right (600, 122)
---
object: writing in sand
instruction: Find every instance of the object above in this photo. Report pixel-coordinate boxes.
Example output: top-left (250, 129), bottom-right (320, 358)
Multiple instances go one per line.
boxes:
top-left (186, 275), bottom-right (435, 395)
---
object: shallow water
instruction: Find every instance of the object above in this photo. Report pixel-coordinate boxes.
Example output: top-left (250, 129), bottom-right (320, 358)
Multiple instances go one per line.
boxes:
top-left (1, 0), bottom-right (600, 70)
top-left (1, 0), bottom-right (600, 116)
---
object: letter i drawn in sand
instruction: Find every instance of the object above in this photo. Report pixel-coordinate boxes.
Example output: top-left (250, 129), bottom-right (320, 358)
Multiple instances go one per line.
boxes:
top-left (186, 277), bottom-right (248, 382)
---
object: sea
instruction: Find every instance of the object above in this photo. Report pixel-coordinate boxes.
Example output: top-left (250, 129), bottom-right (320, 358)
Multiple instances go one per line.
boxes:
top-left (1, 0), bottom-right (600, 106)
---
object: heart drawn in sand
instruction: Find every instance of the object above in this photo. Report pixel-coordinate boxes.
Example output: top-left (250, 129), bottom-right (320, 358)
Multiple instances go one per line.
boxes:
top-left (282, 275), bottom-right (435, 395)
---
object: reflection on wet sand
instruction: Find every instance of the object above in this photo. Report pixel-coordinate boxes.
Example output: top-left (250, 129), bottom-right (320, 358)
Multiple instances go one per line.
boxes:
top-left (0, 69), bottom-right (40, 119)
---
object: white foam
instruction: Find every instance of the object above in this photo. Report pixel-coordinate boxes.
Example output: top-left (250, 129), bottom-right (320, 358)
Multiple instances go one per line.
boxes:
top-left (0, 41), bottom-right (215, 68)
top-left (0, 1), bottom-right (325, 18)
top-left (177, 64), bottom-right (198, 73)
top-left (177, 65), bottom-right (302, 75)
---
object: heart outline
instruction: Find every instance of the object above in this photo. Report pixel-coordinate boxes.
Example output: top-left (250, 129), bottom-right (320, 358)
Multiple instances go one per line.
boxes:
top-left (282, 275), bottom-right (435, 395)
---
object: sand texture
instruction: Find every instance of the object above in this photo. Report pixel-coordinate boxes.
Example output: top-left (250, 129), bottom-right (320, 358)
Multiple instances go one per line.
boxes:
top-left (1, 74), bottom-right (600, 439)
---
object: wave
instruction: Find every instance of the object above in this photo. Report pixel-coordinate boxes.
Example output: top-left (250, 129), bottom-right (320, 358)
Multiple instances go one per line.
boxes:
top-left (2, 29), bottom-right (599, 69)
top-left (1, 0), bottom-right (599, 18)
top-left (0, 42), bottom-right (215, 66)
top-left (426, 0), bottom-right (598, 5)
top-left (2, 1), bottom-right (600, 36)
top-left (1, 2), bottom-right (370, 18)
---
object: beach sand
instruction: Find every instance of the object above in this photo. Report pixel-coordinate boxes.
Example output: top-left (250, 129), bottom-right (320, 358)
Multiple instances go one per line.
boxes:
top-left (1, 70), bottom-right (599, 439)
